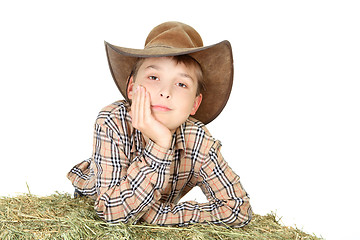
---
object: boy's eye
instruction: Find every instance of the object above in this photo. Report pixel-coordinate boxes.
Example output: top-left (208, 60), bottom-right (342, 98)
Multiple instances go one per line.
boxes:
top-left (149, 76), bottom-right (159, 81)
top-left (177, 83), bottom-right (187, 88)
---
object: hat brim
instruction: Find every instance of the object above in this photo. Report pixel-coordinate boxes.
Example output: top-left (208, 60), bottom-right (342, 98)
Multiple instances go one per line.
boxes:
top-left (105, 40), bottom-right (233, 125)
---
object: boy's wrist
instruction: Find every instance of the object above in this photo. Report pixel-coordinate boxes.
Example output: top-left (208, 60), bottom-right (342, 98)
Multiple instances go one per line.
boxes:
top-left (152, 135), bottom-right (172, 149)
top-left (144, 139), bottom-right (174, 165)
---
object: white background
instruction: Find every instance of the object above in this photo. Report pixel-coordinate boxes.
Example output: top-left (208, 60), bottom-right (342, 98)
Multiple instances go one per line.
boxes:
top-left (1, 1), bottom-right (359, 239)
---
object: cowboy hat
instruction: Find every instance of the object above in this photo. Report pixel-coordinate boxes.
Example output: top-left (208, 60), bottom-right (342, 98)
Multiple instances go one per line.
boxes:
top-left (105, 21), bottom-right (233, 125)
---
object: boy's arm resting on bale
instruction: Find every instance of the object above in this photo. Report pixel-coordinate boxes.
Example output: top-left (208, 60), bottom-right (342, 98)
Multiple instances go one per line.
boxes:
top-left (92, 120), bottom-right (173, 223)
top-left (141, 141), bottom-right (252, 227)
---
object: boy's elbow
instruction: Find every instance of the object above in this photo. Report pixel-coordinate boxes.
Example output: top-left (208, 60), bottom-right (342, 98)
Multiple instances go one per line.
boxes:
top-left (225, 198), bottom-right (252, 227)
top-left (233, 205), bottom-right (253, 227)
top-left (94, 194), bottom-right (150, 224)
top-left (94, 193), bottom-right (128, 223)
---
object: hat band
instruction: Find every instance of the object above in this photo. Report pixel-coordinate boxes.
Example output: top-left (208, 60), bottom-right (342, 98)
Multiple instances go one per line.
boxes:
top-left (145, 45), bottom-right (174, 49)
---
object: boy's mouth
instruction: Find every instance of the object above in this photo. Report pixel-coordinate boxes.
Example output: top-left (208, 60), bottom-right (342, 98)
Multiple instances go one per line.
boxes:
top-left (151, 105), bottom-right (172, 112)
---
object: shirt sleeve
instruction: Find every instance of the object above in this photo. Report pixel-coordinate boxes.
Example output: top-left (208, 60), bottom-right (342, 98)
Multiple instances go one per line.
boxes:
top-left (92, 120), bottom-right (173, 223)
top-left (140, 140), bottom-right (252, 227)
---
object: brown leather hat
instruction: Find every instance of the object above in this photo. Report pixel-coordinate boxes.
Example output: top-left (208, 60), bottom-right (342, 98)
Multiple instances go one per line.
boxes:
top-left (105, 21), bottom-right (233, 125)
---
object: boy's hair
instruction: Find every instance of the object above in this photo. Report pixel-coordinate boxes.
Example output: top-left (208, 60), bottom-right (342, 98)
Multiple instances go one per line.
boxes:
top-left (129, 55), bottom-right (205, 96)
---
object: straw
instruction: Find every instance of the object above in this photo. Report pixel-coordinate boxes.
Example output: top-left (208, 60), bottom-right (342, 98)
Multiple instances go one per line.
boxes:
top-left (0, 192), bottom-right (323, 239)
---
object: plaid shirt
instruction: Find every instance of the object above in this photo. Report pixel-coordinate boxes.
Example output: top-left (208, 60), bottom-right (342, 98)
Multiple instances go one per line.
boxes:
top-left (67, 100), bottom-right (252, 226)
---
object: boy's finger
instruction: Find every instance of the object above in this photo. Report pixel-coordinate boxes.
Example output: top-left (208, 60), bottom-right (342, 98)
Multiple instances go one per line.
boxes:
top-left (132, 85), bottom-right (141, 126)
top-left (144, 90), bottom-right (151, 119)
top-left (138, 86), bottom-right (145, 123)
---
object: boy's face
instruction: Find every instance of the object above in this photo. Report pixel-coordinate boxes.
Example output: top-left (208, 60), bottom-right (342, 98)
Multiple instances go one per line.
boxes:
top-left (127, 57), bottom-right (202, 132)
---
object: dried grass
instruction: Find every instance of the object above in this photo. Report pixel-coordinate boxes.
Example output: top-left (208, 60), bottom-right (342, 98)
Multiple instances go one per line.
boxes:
top-left (0, 193), bottom-right (323, 239)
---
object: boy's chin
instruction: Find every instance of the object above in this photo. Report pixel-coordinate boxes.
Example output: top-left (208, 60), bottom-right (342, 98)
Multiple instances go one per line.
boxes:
top-left (162, 122), bottom-right (182, 133)
top-left (155, 116), bottom-right (187, 133)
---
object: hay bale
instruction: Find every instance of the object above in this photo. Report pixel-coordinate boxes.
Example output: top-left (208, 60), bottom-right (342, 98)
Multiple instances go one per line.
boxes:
top-left (0, 193), bottom-right (322, 239)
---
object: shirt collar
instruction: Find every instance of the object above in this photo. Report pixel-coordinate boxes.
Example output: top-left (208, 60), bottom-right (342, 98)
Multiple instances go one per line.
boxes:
top-left (174, 123), bottom-right (186, 151)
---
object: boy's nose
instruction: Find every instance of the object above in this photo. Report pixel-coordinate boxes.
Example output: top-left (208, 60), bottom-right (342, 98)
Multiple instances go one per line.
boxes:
top-left (159, 83), bottom-right (172, 99)
top-left (160, 93), bottom-right (170, 99)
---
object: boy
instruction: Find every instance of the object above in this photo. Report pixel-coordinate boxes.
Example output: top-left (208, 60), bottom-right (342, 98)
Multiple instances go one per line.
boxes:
top-left (67, 21), bottom-right (252, 227)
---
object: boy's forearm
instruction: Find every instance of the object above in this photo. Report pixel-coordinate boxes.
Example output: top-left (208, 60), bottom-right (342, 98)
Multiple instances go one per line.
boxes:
top-left (142, 197), bottom-right (252, 227)
top-left (93, 122), bottom-right (174, 223)
top-left (140, 140), bottom-right (252, 227)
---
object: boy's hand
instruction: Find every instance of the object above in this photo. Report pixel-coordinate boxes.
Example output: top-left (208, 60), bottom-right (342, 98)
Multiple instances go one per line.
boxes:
top-left (130, 85), bottom-right (172, 149)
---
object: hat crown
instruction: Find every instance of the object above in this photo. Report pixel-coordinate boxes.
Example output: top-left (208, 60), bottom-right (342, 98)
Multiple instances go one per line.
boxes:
top-left (145, 22), bottom-right (204, 49)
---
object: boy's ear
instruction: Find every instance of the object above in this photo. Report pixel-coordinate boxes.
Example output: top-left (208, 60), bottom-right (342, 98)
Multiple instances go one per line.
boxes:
top-left (191, 94), bottom-right (203, 115)
top-left (127, 76), bottom-right (135, 100)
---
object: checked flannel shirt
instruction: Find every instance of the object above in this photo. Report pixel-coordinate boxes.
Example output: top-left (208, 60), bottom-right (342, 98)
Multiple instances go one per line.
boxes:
top-left (67, 100), bottom-right (252, 226)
